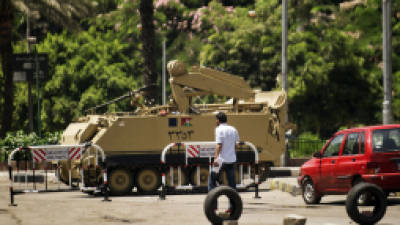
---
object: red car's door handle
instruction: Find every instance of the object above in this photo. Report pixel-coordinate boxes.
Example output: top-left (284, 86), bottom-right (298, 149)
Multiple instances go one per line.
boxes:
top-left (331, 160), bottom-right (335, 164)
top-left (352, 158), bottom-right (356, 162)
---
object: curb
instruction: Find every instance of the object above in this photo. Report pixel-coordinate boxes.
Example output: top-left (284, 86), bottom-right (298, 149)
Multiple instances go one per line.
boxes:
top-left (269, 179), bottom-right (301, 196)
top-left (267, 177), bottom-right (400, 197)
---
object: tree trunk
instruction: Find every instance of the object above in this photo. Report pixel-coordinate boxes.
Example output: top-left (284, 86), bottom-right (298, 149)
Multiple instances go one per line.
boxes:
top-left (139, 0), bottom-right (158, 104)
top-left (0, 0), bottom-right (14, 137)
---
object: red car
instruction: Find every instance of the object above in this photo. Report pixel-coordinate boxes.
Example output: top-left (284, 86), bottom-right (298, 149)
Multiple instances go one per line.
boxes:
top-left (298, 124), bottom-right (400, 204)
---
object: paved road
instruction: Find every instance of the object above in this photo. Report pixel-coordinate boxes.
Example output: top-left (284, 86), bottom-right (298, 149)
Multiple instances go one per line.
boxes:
top-left (0, 173), bottom-right (399, 225)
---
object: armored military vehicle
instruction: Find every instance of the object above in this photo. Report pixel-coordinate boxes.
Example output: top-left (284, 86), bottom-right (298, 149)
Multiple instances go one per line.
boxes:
top-left (60, 60), bottom-right (288, 195)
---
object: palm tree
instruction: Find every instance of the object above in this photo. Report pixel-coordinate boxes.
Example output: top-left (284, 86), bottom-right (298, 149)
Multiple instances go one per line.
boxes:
top-left (0, 0), bottom-right (15, 138)
top-left (0, 0), bottom-right (94, 137)
top-left (139, 0), bottom-right (158, 104)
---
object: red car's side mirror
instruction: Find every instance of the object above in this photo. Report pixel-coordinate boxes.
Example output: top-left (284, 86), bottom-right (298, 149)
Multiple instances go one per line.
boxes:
top-left (313, 152), bottom-right (322, 158)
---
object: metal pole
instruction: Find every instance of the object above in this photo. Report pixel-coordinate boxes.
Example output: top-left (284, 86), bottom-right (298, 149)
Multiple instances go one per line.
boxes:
top-left (282, 0), bottom-right (288, 95)
top-left (162, 39), bottom-right (166, 105)
top-left (26, 8), bottom-right (34, 133)
top-left (160, 163), bottom-right (166, 200)
top-left (102, 164), bottom-right (111, 202)
top-left (281, 0), bottom-right (290, 166)
top-left (8, 165), bottom-right (17, 206)
top-left (35, 48), bottom-right (41, 136)
top-left (382, 0), bottom-right (393, 124)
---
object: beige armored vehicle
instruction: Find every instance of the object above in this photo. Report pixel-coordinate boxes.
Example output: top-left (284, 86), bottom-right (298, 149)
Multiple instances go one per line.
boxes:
top-left (60, 60), bottom-right (288, 195)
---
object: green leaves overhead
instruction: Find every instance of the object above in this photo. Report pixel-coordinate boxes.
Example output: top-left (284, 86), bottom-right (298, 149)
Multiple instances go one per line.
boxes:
top-left (3, 0), bottom-right (400, 139)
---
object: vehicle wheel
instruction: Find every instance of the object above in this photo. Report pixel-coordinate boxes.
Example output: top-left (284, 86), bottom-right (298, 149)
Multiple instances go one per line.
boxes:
top-left (346, 183), bottom-right (387, 225)
top-left (109, 168), bottom-right (133, 196)
top-left (166, 167), bottom-right (189, 186)
top-left (190, 166), bottom-right (210, 186)
top-left (136, 168), bottom-right (161, 193)
top-left (353, 178), bottom-right (374, 206)
top-left (57, 161), bottom-right (69, 184)
top-left (302, 179), bottom-right (321, 204)
top-left (204, 186), bottom-right (243, 225)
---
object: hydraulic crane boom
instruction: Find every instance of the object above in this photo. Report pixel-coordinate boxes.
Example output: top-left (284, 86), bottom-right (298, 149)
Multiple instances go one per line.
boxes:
top-left (167, 60), bottom-right (255, 113)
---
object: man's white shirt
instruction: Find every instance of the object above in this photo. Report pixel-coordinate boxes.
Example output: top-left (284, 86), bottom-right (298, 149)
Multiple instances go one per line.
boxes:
top-left (215, 123), bottom-right (239, 163)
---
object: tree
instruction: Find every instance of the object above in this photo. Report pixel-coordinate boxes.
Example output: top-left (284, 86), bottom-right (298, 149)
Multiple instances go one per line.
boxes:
top-left (200, 1), bottom-right (282, 90)
top-left (0, 0), bottom-right (94, 137)
top-left (139, 0), bottom-right (158, 104)
top-left (36, 30), bottom-right (140, 131)
top-left (0, 0), bottom-right (14, 137)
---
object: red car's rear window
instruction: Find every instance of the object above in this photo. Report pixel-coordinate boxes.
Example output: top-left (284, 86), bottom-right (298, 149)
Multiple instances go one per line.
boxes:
top-left (372, 128), bottom-right (400, 152)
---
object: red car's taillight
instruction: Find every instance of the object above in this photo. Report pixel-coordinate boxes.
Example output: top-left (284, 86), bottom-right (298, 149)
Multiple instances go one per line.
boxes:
top-left (366, 162), bottom-right (380, 174)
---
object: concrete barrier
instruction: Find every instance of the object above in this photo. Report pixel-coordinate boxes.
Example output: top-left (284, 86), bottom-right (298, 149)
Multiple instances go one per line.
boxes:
top-left (269, 179), bottom-right (301, 196)
top-left (283, 214), bottom-right (306, 225)
top-left (223, 220), bottom-right (238, 225)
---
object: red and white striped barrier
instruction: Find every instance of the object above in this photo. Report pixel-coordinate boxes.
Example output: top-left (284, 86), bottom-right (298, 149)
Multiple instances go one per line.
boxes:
top-left (159, 141), bottom-right (260, 199)
top-left (7, 143), bottom-right (107, 206)
top-left (68, 147), bottom-right (82, 160)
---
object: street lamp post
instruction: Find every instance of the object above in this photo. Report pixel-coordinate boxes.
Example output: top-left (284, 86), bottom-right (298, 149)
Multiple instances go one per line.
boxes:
top-left (282, 0), bottom-right (288, 96)
top-left (281, 0), bottom-right (289, 167)
top-left (26, 9), bottom-right (34, 133)
top-left (162, 39), bottom-right (166, 105)
top-left (382, 0), bottom-right (393, 124)
top-left (34, 46), bottom-right (41, 137)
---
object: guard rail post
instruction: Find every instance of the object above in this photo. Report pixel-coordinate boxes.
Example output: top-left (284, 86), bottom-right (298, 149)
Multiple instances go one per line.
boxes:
top-left (240, 141), bottom-right (261, 199)
top-left (8, 164), bottom-right (16, 206)
top-left (160, 142), bottom-right (176, 200)
top-left (102, 164), bottom-right (111, 202)
top-left (88, 143), bottom-right (109, 202)
top-left (159, 162), bottom-right (166, 200)
top-left (254, 163), bottom-right (260, 198)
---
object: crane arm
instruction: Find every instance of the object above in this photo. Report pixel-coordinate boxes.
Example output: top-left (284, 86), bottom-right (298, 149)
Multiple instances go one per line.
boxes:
top-left (167, 60), bottom-right (255, 113)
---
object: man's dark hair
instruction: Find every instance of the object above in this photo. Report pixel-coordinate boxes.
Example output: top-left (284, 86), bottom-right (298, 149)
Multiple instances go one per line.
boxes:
top-left (216, 112), bottom-right (227, 123)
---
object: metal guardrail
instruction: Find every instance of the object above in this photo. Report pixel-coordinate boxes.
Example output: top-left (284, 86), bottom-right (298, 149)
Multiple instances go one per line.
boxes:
top-left (0, 148), bottom-right (8, 164)
top-left (7, 143), bottom-right (110, 206)
top-left (159, 141), bottom-right (260, 200)
top-left (288, 138), bottom-right (327, 157)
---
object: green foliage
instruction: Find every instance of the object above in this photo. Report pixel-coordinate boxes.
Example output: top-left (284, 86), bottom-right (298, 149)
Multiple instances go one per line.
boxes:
top-left (12, 20), bottom-right (142, 131)
top-left (0, 130), bottom-right (61, 162)
top-left (288, 26), bottom-right (381, 137)
top-left (4, 0), bottom-right (400, 140)
top-left (0, 130), bottom-right (61, 149)
top-left (201, 0), bottom-right (281, 90)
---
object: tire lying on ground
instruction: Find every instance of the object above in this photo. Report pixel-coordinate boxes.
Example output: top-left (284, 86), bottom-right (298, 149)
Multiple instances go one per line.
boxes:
top-left (204, 186), bottom-right (243, 225)
top-left (346, 183), bottom-right (387, 225)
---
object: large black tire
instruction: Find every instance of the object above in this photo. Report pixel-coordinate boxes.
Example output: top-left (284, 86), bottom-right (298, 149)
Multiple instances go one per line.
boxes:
top-left (204, 186), bottom-right (243, 225)
top-left (302, 179), bottom-right (321, 204)
top-left (109, 168), bottom-right (133, 196)
top-left (346, 183), bottom-right (387, 225)
top-left (136, 168), bottom-right (161, 193)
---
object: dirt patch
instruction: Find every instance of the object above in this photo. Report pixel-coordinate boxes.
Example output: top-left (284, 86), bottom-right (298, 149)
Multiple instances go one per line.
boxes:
top-left (0, 208), bottom-right (8, 214)
top-left (103, 215), bottom-right (145, 223)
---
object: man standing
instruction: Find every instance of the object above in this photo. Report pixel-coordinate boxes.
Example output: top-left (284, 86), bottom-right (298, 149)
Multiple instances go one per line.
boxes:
top-left (208, 112), bottom-right (239, 193)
